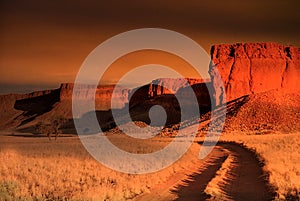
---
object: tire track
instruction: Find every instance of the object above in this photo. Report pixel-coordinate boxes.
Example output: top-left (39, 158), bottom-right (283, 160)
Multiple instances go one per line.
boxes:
top-left (135, 147), bottom-right (228, 201)
top-left (135, 142), bottom-right (275, 201)
top-left (206, 142), bottom-right (275, 201)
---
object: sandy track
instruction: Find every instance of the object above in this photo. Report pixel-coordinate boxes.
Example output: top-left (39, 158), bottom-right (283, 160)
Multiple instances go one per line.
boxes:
top-left (135, 142), bottom-right (275, 201)
top-left (134, 147), bottom-right (228, 201)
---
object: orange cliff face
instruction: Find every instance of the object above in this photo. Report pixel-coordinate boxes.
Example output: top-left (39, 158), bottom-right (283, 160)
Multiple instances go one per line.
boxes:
top-left (1, 42), bottom-right (300, 131)
top-left (59, 83), bottom-right (129, 110)
top-left (147, 78), bottom-right (208, 98)
top-left (0, 84), bottom-right (130, 130)
top-left (210, 42), bottom-right (300, 106)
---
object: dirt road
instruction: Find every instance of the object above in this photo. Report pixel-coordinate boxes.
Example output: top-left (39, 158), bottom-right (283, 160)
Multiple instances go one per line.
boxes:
top-left (135, 142), bottom-right (275, 201)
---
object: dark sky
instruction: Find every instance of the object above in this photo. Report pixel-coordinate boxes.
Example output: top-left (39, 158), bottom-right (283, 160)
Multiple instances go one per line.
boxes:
top-left (1, 0), bottom-right (300, 93)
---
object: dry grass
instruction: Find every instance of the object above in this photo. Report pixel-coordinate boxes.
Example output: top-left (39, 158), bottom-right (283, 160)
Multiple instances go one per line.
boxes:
top-left (1, 132), bottom-right (300, 200)
top-left (220, 132), bottom-right (300, 200)
top-left (0, 135), bottom-right (202, 201)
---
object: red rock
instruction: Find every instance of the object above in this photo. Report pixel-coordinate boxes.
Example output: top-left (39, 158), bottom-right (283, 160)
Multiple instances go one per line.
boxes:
top-left (210, 42), bottom-right (300, 105)
top-left (59, 83), bottom-right (129, 110)
top-left (148, 78), bottom-right (208, 98)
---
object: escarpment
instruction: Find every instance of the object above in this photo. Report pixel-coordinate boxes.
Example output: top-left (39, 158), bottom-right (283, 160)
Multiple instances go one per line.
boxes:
top-left (1, 42), bottom-right (299, 133)
top-left (59, 83), bottom-right (129, 109)
top-left (147, 78), bottom-right (207, 98)
top-left (210, 43), bottom-right (300, 105)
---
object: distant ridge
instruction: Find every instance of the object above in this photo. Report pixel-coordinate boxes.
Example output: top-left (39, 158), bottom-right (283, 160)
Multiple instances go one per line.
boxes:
top-left (0, 42), bottom-right (299, 134)
top-left (0, 78), bottom-right (208, 131)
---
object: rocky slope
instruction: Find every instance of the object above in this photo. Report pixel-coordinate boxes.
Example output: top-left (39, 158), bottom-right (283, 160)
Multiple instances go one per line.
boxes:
top-left (0, 89), bottom-right (60, 129)
top-left (210, 42), bottom-right (300, 106)
top-left (0, 84), bottom-right (129, 130)
top-left (224, 89), bottom-right (300, 132)
top-left (1, 42), bottom-right (299, 134)
top-left (160, 43), bottom-right (300, 134)
top-left (0, 79), bottom-right (211, 131)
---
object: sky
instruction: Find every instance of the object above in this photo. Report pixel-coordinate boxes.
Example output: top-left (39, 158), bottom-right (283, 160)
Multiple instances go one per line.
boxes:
top-left (1, 0), bottom-right (300, 94)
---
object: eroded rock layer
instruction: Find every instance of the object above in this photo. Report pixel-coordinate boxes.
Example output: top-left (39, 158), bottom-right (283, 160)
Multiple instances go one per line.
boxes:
top-left (210, 43), bottom-right (300, 105)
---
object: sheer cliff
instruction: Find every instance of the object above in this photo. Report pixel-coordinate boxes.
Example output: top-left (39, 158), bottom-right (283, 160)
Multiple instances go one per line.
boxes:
top-left (210, 43), bottom-right (300, 105)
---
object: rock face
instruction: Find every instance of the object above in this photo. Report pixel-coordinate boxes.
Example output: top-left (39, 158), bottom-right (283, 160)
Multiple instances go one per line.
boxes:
top-left (129, 78), bottom-right (211, 110)
top-left (148, 78), bottom-right (207, 98)
top-left (210, 42), bottom-right (300, 105)
top-left (3, 41), bottom-right (300, 133)
top-left (60, 83), bottom-right (129, 110)
top-left (0, 78), bottom-right (214, 131)
top-left (0, 84), bottom-right (130, 129)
